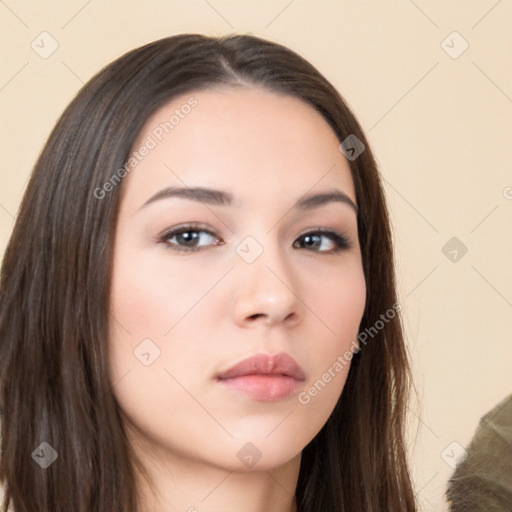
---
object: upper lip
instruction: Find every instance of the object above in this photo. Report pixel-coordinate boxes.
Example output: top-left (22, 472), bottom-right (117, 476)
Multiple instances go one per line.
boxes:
top-left (217, 352), bottom-right (306, 381)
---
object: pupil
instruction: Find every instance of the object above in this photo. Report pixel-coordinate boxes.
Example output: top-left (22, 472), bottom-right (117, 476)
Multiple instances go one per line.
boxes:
top-left (178, 232), bottom-right (198, 246)
top-left (304, 235), bottom-right (319, 248)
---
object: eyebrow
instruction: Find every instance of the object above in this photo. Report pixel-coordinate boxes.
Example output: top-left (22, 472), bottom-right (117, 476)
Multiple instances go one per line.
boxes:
top-left (138, 186), bottom-right (358, 214)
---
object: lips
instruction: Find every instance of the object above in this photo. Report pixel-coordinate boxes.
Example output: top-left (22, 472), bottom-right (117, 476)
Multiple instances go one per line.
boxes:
top-left (216, 352), bottom-right (306, 401)
top-left (217, 352), bottom-right (306, 381)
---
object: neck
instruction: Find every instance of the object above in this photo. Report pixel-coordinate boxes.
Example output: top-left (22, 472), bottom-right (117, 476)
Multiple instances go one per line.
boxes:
top-left (133, 443), bottom-right (301, 512)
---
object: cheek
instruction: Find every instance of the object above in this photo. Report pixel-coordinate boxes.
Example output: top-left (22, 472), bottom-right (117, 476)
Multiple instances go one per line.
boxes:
top-left (313, 258), bottom-right (367, 350)
top-left (107, 248), bottom-right (189, 390)
top-left (295, 261), bottom-right (366, 415)
top-left (106, 253), bottom-right (218, 460)
top-left (108, 247), bottom-right (217, 339)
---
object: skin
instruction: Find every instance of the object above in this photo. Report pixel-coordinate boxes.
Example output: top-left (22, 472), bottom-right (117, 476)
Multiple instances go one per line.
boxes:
top-left (108, 86), bottom-right (367, 512)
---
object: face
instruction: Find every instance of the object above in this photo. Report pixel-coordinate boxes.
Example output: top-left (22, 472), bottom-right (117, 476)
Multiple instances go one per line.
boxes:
top-left (108, 87), bottom-right (366, 473)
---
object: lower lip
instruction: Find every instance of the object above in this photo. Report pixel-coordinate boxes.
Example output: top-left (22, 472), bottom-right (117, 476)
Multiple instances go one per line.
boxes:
top-left (218, 375), bottom-right (302, 401)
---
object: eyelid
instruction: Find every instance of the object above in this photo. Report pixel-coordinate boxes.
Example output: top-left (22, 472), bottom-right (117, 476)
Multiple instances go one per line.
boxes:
top-left (297, 226), bottom-right (353, 247)
top-left (155, 222), bottom-right (216, 241)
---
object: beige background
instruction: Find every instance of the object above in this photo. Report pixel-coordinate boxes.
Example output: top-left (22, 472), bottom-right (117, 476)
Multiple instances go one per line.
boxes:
top-left (1, 1), bottom-right (511, 510)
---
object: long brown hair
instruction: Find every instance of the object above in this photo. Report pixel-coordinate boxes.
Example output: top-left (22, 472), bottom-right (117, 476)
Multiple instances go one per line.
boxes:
top-left (0, 33), bottom-right (417, 511)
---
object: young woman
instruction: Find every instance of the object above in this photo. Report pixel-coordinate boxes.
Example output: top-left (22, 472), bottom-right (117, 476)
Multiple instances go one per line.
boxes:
top-left (0, 33), bottom-right (417, 511)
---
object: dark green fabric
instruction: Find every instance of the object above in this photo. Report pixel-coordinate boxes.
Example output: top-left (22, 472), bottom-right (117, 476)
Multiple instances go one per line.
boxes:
top-left (446, 393), bottom-right (512, 511)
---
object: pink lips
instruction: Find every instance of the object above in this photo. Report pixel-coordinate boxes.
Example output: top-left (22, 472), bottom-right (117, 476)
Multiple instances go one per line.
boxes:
top-left (216, 352), bottom-right (306, 401)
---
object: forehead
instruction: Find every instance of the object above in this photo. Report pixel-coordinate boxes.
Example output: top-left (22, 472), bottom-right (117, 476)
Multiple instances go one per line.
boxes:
top-left (123, 86), bottom-right (355, 211)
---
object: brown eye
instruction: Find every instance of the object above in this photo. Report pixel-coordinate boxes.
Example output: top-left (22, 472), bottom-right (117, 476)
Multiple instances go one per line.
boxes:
top-left (293, 229), bottom-right (352, 253)
top-left (158, 223), bottom-right (222, 253)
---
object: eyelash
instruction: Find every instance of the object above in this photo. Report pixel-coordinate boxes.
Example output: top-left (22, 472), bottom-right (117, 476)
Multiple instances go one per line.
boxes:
top-left (157, 222), bottom-right (353, 255)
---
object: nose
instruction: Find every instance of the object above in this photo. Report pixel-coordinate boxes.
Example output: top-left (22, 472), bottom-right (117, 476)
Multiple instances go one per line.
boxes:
top-left (231, 238), bottom-right (302, 329)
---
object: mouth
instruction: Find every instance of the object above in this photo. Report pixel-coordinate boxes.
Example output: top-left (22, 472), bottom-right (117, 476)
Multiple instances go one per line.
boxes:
top-left (216, 352), bottom-right (306, 402)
